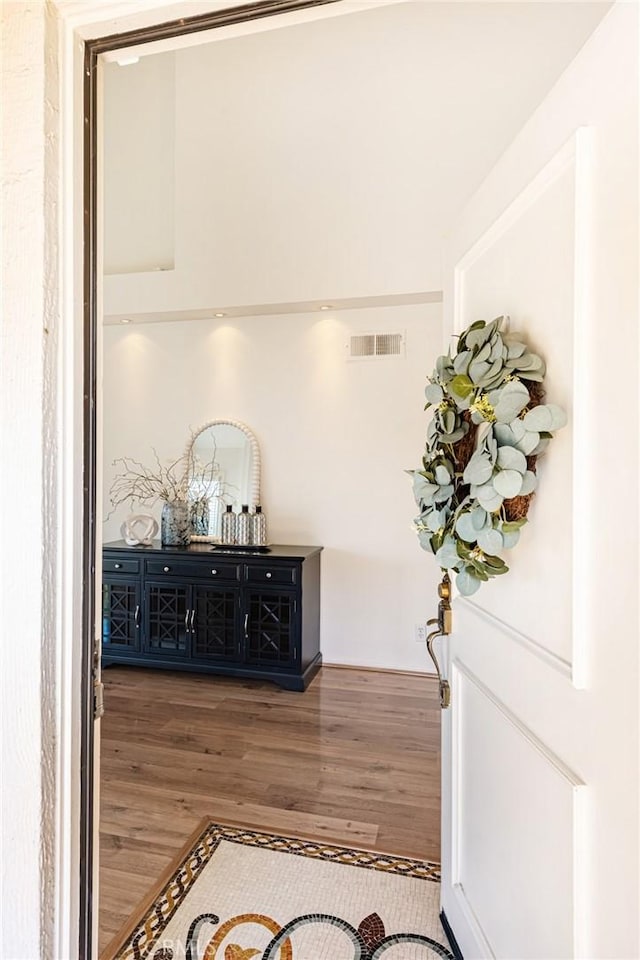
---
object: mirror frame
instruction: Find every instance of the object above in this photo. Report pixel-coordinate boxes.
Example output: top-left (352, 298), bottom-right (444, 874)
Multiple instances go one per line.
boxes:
top-left (184, 418), bottom-right (261, 541)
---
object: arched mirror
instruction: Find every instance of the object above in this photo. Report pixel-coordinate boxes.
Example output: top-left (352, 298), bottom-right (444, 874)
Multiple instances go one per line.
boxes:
top-left (184, 420), bottom-right (261, 541)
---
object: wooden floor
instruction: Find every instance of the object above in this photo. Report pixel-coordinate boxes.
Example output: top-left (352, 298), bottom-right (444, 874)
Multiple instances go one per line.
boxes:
top-left (98, 664), bottom-right (441, 953)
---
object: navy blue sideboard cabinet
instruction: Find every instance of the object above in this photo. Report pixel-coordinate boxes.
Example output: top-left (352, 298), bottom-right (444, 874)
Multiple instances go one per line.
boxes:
top-left (102, 541), bottom-right (322, 691)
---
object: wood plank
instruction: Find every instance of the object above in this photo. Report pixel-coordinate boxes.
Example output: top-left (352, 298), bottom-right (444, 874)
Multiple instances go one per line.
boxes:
top-left (99, 665), bottom-right (440, 953)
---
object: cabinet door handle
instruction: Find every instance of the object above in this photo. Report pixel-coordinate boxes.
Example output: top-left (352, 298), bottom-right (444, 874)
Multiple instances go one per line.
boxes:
top-left (211, 569), bottom-right (217, 576)
top-left (163, 566), bottom-right (171, 573)
top-left (114, 563), bottom-right (122, 570)
top-left (265, 571), bottom-right (272, 579)
top-left (190, 609), bottom-right (196, 632)
top-left (185, 609), bottom-right (190, 632)
top-left (244, 613), bottom-right (249, 640)
top-left (134, 604), bottom-right (140, 627)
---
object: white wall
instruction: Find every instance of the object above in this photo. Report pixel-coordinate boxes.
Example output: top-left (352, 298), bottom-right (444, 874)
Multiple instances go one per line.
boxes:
top-left (103, 0), bottom-right (609, 318)
top-left (1, 3), bottom-right (59, 957)
top-left (103, 53), bottom-right (176, 275)
top-left (103, 302), bottom-right (442, 671)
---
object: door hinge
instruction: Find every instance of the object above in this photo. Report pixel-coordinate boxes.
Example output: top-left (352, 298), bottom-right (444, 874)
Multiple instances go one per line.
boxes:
top-left (93, 679), bottom-right (105, 720)
top-left (93, 635), bottom-right (105, 720)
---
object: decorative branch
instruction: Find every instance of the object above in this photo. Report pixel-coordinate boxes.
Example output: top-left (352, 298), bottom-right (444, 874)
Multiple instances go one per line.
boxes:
top-left (107, 449), bottom-right (190, 519)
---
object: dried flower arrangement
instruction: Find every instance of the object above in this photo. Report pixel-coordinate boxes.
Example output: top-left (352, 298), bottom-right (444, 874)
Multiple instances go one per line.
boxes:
top-left (107, 438), bottom-right (230, 532)
top-left (410, 316), bottom-right (567, 596)
top-left (107, 450), bottom-right (190, 518)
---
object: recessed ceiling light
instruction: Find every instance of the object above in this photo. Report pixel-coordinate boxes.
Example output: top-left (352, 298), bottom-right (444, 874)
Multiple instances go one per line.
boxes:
top-left (116, 56), bottom-right (140, 67)
top-left (215, 312), bottom-right (226, 318)
top-left (120, 318), bottom-right (132, 324)
top-left (320, 305), bottom-right (332, 311)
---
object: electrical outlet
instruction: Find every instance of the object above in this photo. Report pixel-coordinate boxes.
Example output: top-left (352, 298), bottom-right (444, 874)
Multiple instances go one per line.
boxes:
top-left (415, 623), bottom-right (427, 643)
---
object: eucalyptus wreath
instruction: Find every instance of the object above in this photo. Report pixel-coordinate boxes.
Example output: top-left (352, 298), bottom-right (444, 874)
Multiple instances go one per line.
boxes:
top-left (411, 316), bottom-right (567, 596)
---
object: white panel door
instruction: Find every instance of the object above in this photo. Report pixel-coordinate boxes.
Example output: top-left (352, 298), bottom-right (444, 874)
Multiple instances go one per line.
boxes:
top-left (440, 6), bottom-right (638, 959)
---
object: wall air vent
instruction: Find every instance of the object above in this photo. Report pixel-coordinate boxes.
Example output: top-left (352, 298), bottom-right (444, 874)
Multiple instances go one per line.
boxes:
top-left (348, 332), bottom-right (404, 360)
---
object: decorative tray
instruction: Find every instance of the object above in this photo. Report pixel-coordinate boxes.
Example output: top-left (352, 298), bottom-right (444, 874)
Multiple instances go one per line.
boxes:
top-left (209, 543), bottom-right (271, 553)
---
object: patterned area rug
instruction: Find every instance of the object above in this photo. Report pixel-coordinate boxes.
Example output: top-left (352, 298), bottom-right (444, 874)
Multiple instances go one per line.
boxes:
top-left (104, 821), bottom-right (454, 960)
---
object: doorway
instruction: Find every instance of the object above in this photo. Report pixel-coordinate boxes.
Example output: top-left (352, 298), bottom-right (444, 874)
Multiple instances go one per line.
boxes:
top-left (81, 5), bottom-right (616, 956)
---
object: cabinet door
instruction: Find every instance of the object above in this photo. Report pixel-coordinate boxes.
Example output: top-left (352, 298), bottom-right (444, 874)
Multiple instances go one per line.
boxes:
top-left (144, 581), bottom-right (189, 657)
top-left (102, 577), bottom-right (141, 655)
top-left (191, 584), bottom-right (240, 662)
top-left (243, 590), bottom-right (297, 668)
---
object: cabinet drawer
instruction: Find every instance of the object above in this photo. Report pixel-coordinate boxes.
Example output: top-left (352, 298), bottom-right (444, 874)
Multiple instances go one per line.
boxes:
top-left (244, 563), bottom-right (297, 585)
top-left (146, 559), bottom-right (241, 582)
top-left (103, 556), bottom-right (140, 575)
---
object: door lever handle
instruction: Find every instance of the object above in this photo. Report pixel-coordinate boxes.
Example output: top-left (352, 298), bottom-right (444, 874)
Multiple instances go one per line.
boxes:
top-left (424, 573), bottom-right (452, 709)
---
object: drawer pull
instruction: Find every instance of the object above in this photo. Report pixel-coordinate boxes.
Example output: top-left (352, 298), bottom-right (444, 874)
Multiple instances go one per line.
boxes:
top-left (114, 563), bottom-right (121, 570)
top-left (266, 572), bottom-right (272, 579)
top-left (211, 569), bottom-right (217, 575)
top-left (163, 566), bottom-right (170, 573)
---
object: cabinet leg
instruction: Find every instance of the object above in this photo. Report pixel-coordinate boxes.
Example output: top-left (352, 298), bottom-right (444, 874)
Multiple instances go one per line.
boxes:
top-left (272, 654), bottom-right (322, 691)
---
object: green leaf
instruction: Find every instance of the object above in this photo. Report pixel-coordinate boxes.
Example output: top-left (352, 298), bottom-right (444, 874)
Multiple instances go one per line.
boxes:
top-left (522, 405), bottom-right (552, 431)
top-left (506, 341), bottom-right (527, 359)
top-left (502, 519), bottom-right (527, 532)
top-left (493, 469), bottom-right (524, 498)
top-left (478, 355), bottom-right (505, 387)
top-left (493, 380), bottom-right (530, 423)
top-left (442, 426), bottom-right (469, 444)
top-left (413, 474), bottom-right (439, 505)
top-left (434, 484), bottom-right (454, 504)
top-left (519, 471), bottom-right (538, 496)
top-left (523, 404), bottom-right (567, 432)
top-left (435, 536), bottom-right (462, 570)
top-left (546, 404), bottom-right (567, 430)
top-left (530, 437), bottom-right (550, 457)
top-left (496, 446), bottom-right (527, 473)
top-left (453, 350), bottom-right (472, 375)
top-left (431, 529), bottom-right (445, 552)
top-left (456, 567), bottom-right (482, 596)
top-left (464, 325), bottom-right (490, 350)
top-left (475, 342), bottom-right (492, 363)
top-left (477, 528), bottom-right (503, 554)
top-left (417, 529), bottom-right (434, 552)
top-left (484, 554), bottom-right (507, 570)
top-left (474, 482), bottom-right (504, 512)
top-left (502, 528), bottom-right (520, 549)
top-left (493, 423), bottom-right (516, 447)
top-left (442, 409), bottom-right (456, 434)
top-left (471, 506), bottom-right (488, 531)
top-left (469, 359), bottom-right (490, 384)
top-left (514, 430), bottom-right (540, 456)
top-left (425, 507), bottom-right (445, 533)
top-left (463, 453), bottom-right (493, 486)
top-left (450, 374), bottom-right (474, 399)
top-left (436, 355), bottom-right (450, 378)
top-left (510, 418), bottom-right (526, 442)
top-left (425, 383), bottom-right (444, 404)
top-left (455, 512), bottom-right (477, 543)
top-left (518, 353), bottom-right (545, 373)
